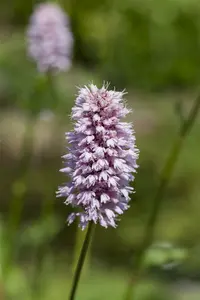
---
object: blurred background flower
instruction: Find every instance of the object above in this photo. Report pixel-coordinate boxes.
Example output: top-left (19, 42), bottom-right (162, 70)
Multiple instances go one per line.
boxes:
top-left (27, 2), bottom-right (73, 73)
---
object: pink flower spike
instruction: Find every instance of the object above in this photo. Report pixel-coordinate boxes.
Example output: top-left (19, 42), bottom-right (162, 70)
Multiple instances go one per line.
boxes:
top-left (57, 84), bottom-right (139, 229)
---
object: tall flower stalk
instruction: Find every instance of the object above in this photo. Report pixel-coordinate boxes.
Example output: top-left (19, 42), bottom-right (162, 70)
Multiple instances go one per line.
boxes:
top-left (57, 84), bottom-right (139, 299)
top-left (26, 3), bottom-right (73, 296)
top-left (124, 94), bottom-right (200, 300)
top-left (26, 0), bottom-right (74, 221)
top-left (27, 1), bottom-right (73, 117)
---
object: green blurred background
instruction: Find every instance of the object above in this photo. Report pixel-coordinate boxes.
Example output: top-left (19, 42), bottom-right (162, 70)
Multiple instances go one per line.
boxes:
top-left (1, 0), bottom-right (200, 299)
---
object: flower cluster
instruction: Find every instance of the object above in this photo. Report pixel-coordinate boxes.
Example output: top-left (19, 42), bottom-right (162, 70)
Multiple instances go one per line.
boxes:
top-left (27, 3), bottom-right (73, 73)
top-left (57, 84), bottom-right (139, 229)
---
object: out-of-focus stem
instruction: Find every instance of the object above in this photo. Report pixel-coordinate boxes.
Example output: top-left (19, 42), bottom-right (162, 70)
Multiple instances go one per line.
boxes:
top-left (4, 118), bottom-right (35, 278)
top-left (8, 120), bottom-right (34, 227)
top-left (124, 95), bottom-right (200, 300)
top-left (46, 71), bottom-right (60, 116)
top-left (69, 222), bottom-right (94, 300)
top-left (30, 72), bottom-right (60, 299)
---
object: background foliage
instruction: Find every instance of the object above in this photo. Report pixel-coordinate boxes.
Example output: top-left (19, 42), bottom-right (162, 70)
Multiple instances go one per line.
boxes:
top-left (1, 0), bottom-right (200, 299)
top-left (2, 0), bottom-right (200, 89)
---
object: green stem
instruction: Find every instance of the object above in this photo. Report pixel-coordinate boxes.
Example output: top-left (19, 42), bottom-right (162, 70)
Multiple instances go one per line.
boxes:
top-left (69, 222), bottom-right (94, 300)
top-left (46, 72), bottom-right (60, 116)
top-left (8, 120), bottom-right (34, 225)
top-left (30, 72), bottom-right (60, 298)
top-left (31, 245), bottom-right (43, 300)
top-left (4, 119), bottom-right (35, 278)
top-left (72, 221), bottom-right (91, 275)
top-left (124, 95), bottom-right (200, 300)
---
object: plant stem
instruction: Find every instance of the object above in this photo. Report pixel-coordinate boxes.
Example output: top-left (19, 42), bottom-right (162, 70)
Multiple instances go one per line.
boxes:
top-left (69, 222), bottom-right (94, 300)
top-left (30, 72), bottom-right (59, 298)
top-left (8, 119), bottom-right (34, 226)
top-left (72, 221), bottom-right (91, 275)
top-left (4, 119), bottom-right (35, 279)
top-left (46, 71), bottom-right (60, 115)
top-left (124, 95), bottom-right (200, 300)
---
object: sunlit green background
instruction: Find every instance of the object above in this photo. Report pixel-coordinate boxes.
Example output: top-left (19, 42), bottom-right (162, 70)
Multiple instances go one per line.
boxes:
top-left (1, 0), bottom-right (200, 299)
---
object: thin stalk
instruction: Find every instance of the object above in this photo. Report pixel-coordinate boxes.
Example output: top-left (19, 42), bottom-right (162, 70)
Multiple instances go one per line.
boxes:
top-left (30, 72), bottom-right (59, 299)
top-left (4, 119), bottom-right (35, 278)
top-left (8, 119), bottom-right (34, 227)
top-left (30, 245), bottom-right (44, 300)
top-left (46, 71), bottom-right (60, 116)
top-left (124, 95), bottom-right (200, 300)
top-left (41, 71), bottom-right (59, 218)
top-left (69, 222), bottom-right (94, 300)
top-left (72, 221), bottom-right (91, 276)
